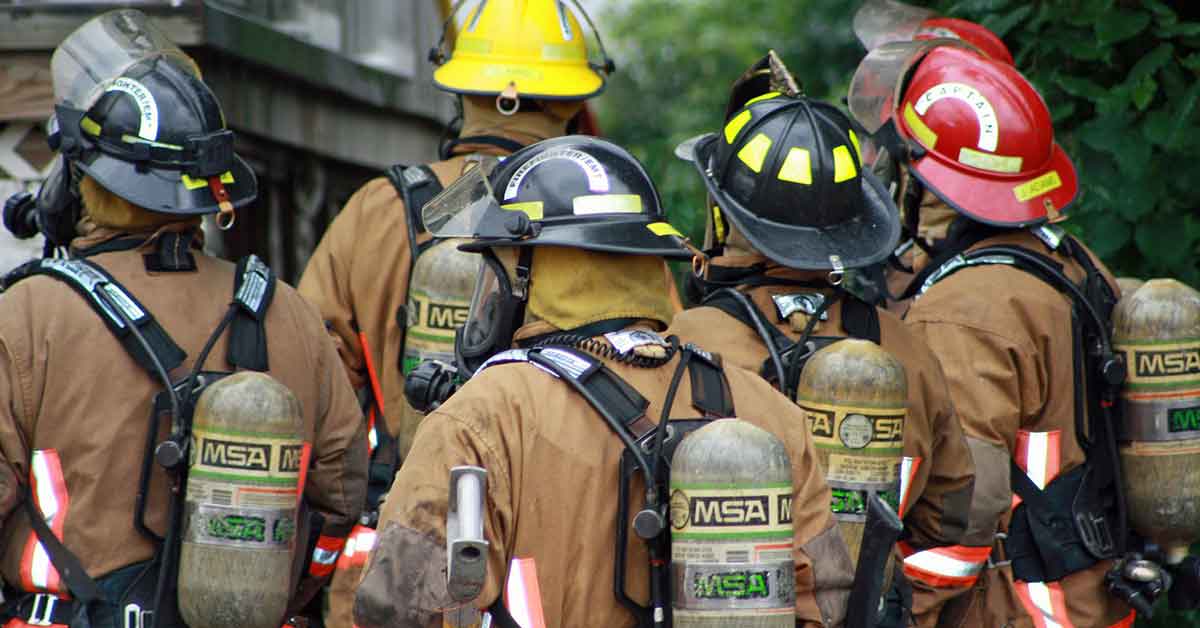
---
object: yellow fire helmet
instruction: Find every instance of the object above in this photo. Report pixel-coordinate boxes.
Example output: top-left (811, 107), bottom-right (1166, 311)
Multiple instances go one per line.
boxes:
top-left (430, 0), bottom-right (614, 105)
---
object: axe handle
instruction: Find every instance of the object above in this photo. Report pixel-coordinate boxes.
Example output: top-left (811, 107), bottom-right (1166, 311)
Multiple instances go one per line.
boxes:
top-left (845, 495), bottom-right (904, 628)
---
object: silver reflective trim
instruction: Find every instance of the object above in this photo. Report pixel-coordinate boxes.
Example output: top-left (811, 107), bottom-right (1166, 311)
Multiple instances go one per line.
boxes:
top-left (236, 255), bottom-right (270, 312)
top-left (772, 293), bottom-right (829, 321)
top-left (538, 347), bottom-right (592, 379)
top-left (1033, 224), bottom-right (1066, 251)
top-left (604, 329), bottom-right (668, 356)
top-left (916, 254), bottom-right (1016, 299)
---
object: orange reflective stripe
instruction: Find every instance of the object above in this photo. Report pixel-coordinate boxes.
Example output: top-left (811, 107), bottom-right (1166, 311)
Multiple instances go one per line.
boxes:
top-left (310, 535), bottom-right (346, 578)
top-left (1108, 610), bottom-right (1136, 628)
top-left (1011, 430), bottom-right (1062, 510)
top-left (504, 558), bottom-right (546, 628)
top-left (901, 545), bottom-right (991, 588)
top-left (335, 525), bottom-right (378, 571)
top-left (296, 442), bottom-right (313, 506)
top-left (1014, 580), bottom-right (1075, 628)
top-left (20, 450), bottom-right (70, 596)
top-left (897, 456), bottom-right (922, 518)
top-left (358, 332), bottom-right (385, 416)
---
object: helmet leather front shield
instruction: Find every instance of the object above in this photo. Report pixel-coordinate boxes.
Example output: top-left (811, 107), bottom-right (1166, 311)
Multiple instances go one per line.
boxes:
top-left (847, 38), bottom-right (977, 135)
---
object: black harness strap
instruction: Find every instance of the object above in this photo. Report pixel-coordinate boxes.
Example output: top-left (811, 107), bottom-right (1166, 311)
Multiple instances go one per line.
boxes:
top-left (440, 135), bottom-right (525, 161)
top-left (2, 258), bottom-right (186, 376)
top-left (385, 164), bottom-right (445, 260)
top-left (914, 231), bottom-right (1126, 582)
top-left (226, 254), bottom-right (276, 372)
top-left (684, 346), bottom-right (735, 418)
top-left (17, 491), bottom-right (106, 622)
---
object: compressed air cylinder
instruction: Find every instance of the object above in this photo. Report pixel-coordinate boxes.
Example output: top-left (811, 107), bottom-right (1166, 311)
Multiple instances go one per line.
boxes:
top-left (1116, 277), bottom-right (1145, 297)
top-left (179, 371), bottom-right (305, 628)
top-left (669, 419), bottom-right (795, 627)
top-left (1114, 279), bottom-right (1200, 565)
top-left (795, 339), bottom-right (906, 566)
top-left (398, 238), bottom-right (480, 449)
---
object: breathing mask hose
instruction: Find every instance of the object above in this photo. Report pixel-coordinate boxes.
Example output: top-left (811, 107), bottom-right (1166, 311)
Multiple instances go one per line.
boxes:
top-left (715, 288), bottom-right (787, 389)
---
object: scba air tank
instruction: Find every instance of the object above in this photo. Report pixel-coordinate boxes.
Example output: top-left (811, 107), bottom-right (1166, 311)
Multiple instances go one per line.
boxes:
top-left (397, 238), bottom-right (480, 451)
top-left (669, 419), bottom-right (795, 627)
top-left (1114, 279), bottom-right (1200, 565)
top-left (179, 371), bottom-right (305, 628)
top-left (796, 339), bottom-right (906, 568)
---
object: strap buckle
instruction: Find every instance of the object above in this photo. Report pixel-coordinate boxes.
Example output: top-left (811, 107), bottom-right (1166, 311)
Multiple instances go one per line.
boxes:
top-left (124, 603), bottom-right (148, 628)
top-left (987, 532), bottom-right (1011, 569)
top-left (1076, 511), bottom-right (1116, 558)
top-left (27, 593), bottom-right (57, 626)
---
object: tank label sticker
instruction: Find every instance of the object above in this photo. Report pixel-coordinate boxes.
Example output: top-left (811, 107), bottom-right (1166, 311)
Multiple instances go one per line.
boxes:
top-left (404, 286), bottom-right (471, 374)
top-left (669, 485), bottom-right (793, 540)
top-left (190, 430), bottom-right (304, 485)
top-left (830, 485), bottom-right (900, 524)
top-left (1118, 339), bottom-right (1200, 391)
top-left (1169, 405), bottom-right (1200, 433)
top-left (107, 77), bottom-right (159, 141)
top-left (913, 82), bottom-right (998, 151)
top-left (799, 400), bottom-right (905, 485)
top-left (502, 148), bottom-right (610, 200)
top-left (185, 502), bottom-right (296, 549)
top-left (671, 559), bottom-right (796, 611)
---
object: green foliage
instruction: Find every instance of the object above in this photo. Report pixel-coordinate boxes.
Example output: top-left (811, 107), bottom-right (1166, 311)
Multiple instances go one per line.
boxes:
top-left (597, 0), bottom-right (1200, 288)
top-left (924, 0), bottom-right (1200, 287)
top-left (595, 0), bottom-right (862, 248)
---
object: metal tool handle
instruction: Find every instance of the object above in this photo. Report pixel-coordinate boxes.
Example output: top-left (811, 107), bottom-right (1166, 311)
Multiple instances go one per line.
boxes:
top-left (447, 466), bottom-right (489, 605)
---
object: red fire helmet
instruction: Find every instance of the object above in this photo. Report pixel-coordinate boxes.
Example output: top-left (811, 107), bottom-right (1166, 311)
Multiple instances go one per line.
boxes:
top-left (849, 42), bottom-right (1077, 226)
top-left (854, 0), bottom-right (1015, 65)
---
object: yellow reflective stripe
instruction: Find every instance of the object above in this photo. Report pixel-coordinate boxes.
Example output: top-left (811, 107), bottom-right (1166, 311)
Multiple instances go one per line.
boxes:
top-left (737, 133), bottom-right (773, 173)
top-left (849, 129), bottom-right (862, 160)
top-left (647, 222), bottom-right (682, 237)
top-left (958, 147), bottom-right (1023, 174)
top-left (724, 109), bottom-right (752, 144)
top-left (501, 201), bottom-right (544, 220)
top-left (572, 194), bottom-right (642, 215)
top-left (832, 145), bottom-right (857, 183)
top-left (744, 91), bottom-right (781, 107)
top-left (712, 205), bottom-right (726, 245)
top-left (181, 171), bottom-right (234, 190)
top-left (1012, 171), bottom-right (1062, 202)
top-left (80, 116), bottom-right (101, 136)
top-left (456, 38), bottom-right (492, 55)
top-left (777, 147), bottom-right (813, 184)
top-left (903, 102), bottom-right (938, 149)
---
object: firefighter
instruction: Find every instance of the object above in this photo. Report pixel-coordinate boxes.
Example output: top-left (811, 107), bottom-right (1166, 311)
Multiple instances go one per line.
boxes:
top-left (669, 77), bottom-right (979, 626)
top-left (354, 136), bottom-right (853, 627)
top-left (295, 2), bottom-right (664, 619)
top-left (847, 40), bottom-right (1167, 626)
top-left (0, 10), bottom-right (366, 628)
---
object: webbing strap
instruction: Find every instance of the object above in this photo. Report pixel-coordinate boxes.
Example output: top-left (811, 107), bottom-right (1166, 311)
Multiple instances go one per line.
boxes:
top-left (385, 164), bottom-right (444, 259)
top-left (684, 347), bottom-right (734, 418)
top-left (21, 488), bottom-right (105, 608)
top-left (2, 258), bottom-right (186, 376)
top-left (226, 254), bottom-right (275, 371)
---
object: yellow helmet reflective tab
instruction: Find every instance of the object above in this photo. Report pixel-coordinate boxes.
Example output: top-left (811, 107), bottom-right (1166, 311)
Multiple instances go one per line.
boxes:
top-left (433, 0), bottom-right (608, 100)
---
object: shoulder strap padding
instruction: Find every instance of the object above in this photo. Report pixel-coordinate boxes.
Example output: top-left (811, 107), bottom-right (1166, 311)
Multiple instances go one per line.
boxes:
top-left (385, 164), bottom-right (444, 258)
top-left (682, 345), bottom-right (735, 418)
top-left (2, 258), bottom-right (186, 376)
top-left (227, 254), bottom-right (276, 371)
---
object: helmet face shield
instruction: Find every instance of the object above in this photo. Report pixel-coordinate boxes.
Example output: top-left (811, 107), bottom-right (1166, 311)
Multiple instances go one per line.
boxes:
top-left (52, 9), bottom-right (197, 109)
top-left (853, 0), bottom-right (937, 51)
top-left (423, 165), bottom-right (501, 239)
top-left (847, 38), bottom-right (976, 135)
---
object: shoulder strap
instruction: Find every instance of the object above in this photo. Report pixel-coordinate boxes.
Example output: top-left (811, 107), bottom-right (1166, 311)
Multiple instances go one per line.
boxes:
top-left (226, 254), bottom-right (276, 371)
top-left (682, 344), bottom-right (735, 418)
top-left (2, 258), bottom-right (186, 376)
top-left (385, 164), bottom-right (445, 260)
top-left (841, 294), bottom-right (881, 343)
top-left (21, 488), bottom-right (106, 607)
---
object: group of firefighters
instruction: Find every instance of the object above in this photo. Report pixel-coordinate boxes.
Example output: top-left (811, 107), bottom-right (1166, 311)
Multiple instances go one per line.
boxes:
top-left (0, 1), bottom-right (1195, 627)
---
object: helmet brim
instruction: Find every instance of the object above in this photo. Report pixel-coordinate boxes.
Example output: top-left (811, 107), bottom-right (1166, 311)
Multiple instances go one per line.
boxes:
top-left (458, 215), bottom-right (692, 259)
top-left (433, 60), bottom-right (606, 100)
top-left (910, 140), bottom-right (1078, 227)
top-left (76, 151), bottom-right (257, 215)
top-left (693, 133), bottom-right (900, 271)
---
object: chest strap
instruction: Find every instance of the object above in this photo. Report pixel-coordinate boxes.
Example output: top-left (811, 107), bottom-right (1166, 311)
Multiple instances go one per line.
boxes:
top-left (2, 257), bottom-right (186, 376)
